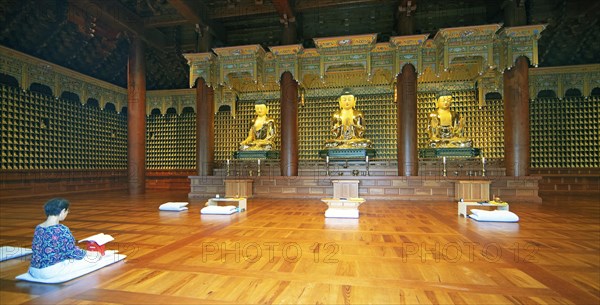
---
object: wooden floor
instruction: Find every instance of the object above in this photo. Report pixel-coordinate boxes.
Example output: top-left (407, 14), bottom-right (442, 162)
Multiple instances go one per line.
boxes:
top-left (0, 190), bottom-right (598, 305)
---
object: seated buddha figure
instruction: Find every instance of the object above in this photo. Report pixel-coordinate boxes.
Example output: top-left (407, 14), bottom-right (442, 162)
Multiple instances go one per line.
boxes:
top-left (239, 100), bottom-right (276, 151)
top-left (324, 88), bottom-right (372, 149)
top-left (427, 93), bottom-right (472, 148)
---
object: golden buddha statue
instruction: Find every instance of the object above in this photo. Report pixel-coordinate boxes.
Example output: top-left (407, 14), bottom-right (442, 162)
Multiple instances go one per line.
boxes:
top-left (239, 101), bottom-right (276, 151)
top-left (427, 93), bottom-right (472, 148)
top-left (325, 88), bottom-right (372, 149)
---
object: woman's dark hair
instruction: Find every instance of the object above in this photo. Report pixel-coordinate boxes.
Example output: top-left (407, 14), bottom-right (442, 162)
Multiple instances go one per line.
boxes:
top-left (44, 198), bottom-right (70, 216)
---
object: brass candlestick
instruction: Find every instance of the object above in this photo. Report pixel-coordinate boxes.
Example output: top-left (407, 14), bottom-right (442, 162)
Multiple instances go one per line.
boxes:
top-left (442, 157), bottom-right (447, 177)
top-left (482, 157), bottom-right (486, 177)
top-left (257, 159), bottom-right (261, 177)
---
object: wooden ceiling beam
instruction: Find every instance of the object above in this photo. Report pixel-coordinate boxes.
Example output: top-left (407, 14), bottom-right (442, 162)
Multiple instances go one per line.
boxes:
top-left (167, 0), bottom-right (226, 40)
top-left (210, 4), bottom-right (277, 19)
top-left (67, 0), bottom-right (168, 50)
top-left (294, 0), bottom-right (394, 12)
top-left (272, 0), bottom-right (296, 21)
top-left (210, 0), bottom-right (392, 19)
top-left (144, 15), bottom-right (189, 28)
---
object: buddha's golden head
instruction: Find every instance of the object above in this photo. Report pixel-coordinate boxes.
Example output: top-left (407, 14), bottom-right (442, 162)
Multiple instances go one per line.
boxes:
top-left (339, 88), bottom-right (356, 110)
top-left (254, 100), bottom-right (268, 116)
top-left (437, 94), bottom-right (453, 110)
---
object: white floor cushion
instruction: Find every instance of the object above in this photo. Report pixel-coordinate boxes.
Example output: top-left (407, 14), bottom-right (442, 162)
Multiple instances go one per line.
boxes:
top-left (469, 209), bottom-right (519, 222)
top-left (0, 246), bottom-right (32, 262)
top-left (159, 202), bottom-right (189, 211)
top-left (325, 208), bottom-right (359, 218)
top-left (201, 205), bottom-right (237, 215)
top-left (15, 251), bottom-right (126, 283)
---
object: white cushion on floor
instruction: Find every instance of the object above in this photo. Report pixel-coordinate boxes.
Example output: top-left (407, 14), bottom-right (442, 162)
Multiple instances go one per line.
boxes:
top-left (15, 251), bottom-right (126, 283)
top-left (201, 205), bottom-right (237, 215)
top-left (469, 209), bottom-right (519, 222)
top-left (0, 246), bottom-right (32, 261)
top-left (159, 202), bottom-right (189, 211)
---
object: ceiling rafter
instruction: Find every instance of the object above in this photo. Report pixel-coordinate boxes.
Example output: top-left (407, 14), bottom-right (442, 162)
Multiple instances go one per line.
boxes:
top-left (209, 0), bottom-right (392, 19)
top-left (294, 0), bottom-right (394, 12)
top-left (167, 0), bottom-right (227, 42)
top-left (67, 0), bottom-right (169, 50)
top-left (144, 14), bottom-right (189, 28)
top-left (209, 4), bottom-right (276, 19)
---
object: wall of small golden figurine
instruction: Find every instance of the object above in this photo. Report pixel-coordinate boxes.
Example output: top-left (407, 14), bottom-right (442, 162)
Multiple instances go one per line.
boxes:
top-left (1, 84), bottom-right (598, 170)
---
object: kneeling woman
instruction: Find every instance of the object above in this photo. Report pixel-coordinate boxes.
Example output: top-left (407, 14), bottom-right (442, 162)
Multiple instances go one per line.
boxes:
top-left (28, 198), bottom-right (100, 279)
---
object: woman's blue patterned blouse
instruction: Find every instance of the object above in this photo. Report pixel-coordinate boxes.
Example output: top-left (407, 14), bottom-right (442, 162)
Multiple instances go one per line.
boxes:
top-left (30, 224), bottom-right (86, 268)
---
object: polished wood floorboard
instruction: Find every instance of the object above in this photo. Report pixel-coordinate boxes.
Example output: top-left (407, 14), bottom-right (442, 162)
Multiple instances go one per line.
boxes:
top-left (0, 190), bottom-right (598, 304)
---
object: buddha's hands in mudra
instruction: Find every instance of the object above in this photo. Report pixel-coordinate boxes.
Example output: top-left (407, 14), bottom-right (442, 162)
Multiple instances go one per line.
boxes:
top-left (427, 94), bottom-right (472, 148)
top-left (239, 102), bottom-right (276, 151)
top-left (324, 88), bottom-right (372, 149)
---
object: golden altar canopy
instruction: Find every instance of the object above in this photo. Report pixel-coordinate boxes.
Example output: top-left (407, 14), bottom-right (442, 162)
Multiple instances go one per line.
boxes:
top-left (184, 24), bottom-right (547, 96)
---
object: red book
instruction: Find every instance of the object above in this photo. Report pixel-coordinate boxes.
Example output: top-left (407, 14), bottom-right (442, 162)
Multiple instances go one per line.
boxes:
top-left (79, 233), bottom-right (114, 256)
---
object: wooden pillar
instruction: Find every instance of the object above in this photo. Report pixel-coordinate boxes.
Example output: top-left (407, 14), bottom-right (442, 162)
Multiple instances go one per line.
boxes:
top-left (280, 71), bottom-right (298, 176)
top-left (396, 0), bottom-right (416, 36)
top-left (281, 21), bottom-right (297, 45)
top-left (502, 0), bottom-right (527, 27)
top-left (196, 77), bottom-right (215, 176)
top-left (198, 26), bottom-right (213, 53)
top-left (503, 56), bottom-right (530, 176)
top-left (127, 36), bottom-right (146, 195)
top-left (396, 64), bottom-right (418, 176)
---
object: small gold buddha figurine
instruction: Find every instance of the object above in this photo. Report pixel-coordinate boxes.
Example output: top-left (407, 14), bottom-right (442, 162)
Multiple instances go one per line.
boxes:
top-left (427, 92), bottom-right (472, 148)
top-left (325, 88), bottom-right (372, 149)
top-left (239, 100), bottom-right (276, 151)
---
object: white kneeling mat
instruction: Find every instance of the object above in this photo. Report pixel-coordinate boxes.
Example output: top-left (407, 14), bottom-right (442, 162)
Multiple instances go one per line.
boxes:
top-left (0, 246), bottom-right (32, 261)
top-left (201, 205), bottom-right (237, 215)
top-left (469, 209), bottom-right (519, 222)
top-left (325, 208), bottom-right (359, 219)
top-left (159, 202), bottom-right (189, 211)
top-left (16, 250), bottom-right (126, 283)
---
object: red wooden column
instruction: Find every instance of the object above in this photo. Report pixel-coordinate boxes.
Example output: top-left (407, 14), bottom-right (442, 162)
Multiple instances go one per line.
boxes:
top-left (396, 0), bottom-right (417, 36)
top-left (281, 21), bottom-right (297, 45)
top-left (127, 35), bottom-right (146, 195)
top-left (279, 71), bottom-right (298, 176)
top-left (396, 64), bottom-right (418, 176)
top-left (503, 56), bottom-right (530, 176)
top-left (198, 26), bottom-right (213, 52)
top-left (196, 77), bottom-right (215, 176)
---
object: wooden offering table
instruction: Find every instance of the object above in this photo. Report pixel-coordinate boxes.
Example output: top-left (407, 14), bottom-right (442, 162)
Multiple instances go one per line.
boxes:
top-left (458, 201), bottom-right (509, 217)
top-left (225, 179), bottom-right (253, 198)
top-left (455, 180), bottom-right (491, 202)
top-left (207, 197), bottom-right (248, 212)
top-left (322, 179), bottom-right (365, 218)
top-left (321, 198), bottom-right (365, 218)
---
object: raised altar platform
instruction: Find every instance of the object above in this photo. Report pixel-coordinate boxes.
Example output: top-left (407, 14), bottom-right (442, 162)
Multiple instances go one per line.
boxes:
top-left (189, 175), bottom-right (541, 203)
top-left (419, 148), bottom-right (481, 158)
top-left (233, 150), bottom-right (280, 159)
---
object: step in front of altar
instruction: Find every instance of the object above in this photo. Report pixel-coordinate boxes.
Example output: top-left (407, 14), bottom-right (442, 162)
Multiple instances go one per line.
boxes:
top-left (189, 176), bottom-right (540, 203)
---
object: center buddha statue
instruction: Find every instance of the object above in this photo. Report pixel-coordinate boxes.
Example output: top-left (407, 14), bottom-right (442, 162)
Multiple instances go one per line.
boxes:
top-left (427, 92), bottom-right (473, 148)
top-left (324, 88), bottom-right (372, 149)
top-left (239, 100), bottom-right (276, 151)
